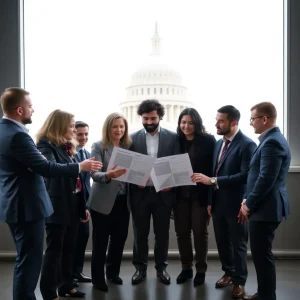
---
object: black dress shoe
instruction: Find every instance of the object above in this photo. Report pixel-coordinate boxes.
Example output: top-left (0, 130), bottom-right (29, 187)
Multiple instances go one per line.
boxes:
top-left (73, 273), bottom-right (92, 283)
top-left (58, 290), bottom-right (86, 298)
top-left (73, 281), bottom-right (79, 288)
top-left (157, 269), bottom-right (171, 285)
top-left (107, 276), bottom-right (123, 285)
top-left (193, 272), bottom-right (205, 286)
top-left (132, 269), bottom-right (147, 285)
top-left (93, 282), bottom-right (108, 292)
top-left (176, 269), bottom-right (193, 284)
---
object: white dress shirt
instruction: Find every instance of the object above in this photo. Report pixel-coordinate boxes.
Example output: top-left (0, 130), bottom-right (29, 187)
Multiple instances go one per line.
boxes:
top-left (145, 126), bottom-right (160, 186)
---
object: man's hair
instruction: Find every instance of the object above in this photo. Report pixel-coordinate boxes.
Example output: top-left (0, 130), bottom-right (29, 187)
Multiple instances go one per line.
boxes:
top-left (75, 121), bottom-right (89, 129)
top-left (217, 105), bottom-right (240, 123)
top-left (251, 102), bottom-right (277, 120)
top-left (0, 87), bottom-right (30, 113)
top-left (137, 99), bottom-right (165, 118)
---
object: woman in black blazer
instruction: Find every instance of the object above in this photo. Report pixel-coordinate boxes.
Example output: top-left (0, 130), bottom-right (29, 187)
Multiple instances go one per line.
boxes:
top-left (37, 110), bottom-right (90, 300)
top-left (174, 108), bottom-right (216, 286)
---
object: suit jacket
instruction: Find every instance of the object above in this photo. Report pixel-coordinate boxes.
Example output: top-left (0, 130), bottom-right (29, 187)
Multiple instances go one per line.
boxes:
top-left (74, 147), bottom-right (91, 203)
top-left (245, 127), bottom-right (291, 222)
top-left (88, 141), bottom-right (127, 215)
top-left (178, 133), bottom-right (216, 206)
top-left (0, 118), bottom-right (79, 223)
top-left (37, 137), bottom-right (86, 224)
top-left (210, 130), bottom-right (256, 217)
top-left (129, 127), bottom-right (180, 208)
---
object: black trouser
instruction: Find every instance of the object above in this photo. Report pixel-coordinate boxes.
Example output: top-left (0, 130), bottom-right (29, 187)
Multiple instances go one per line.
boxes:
top-left (72, 219), bottom-right (90, 276)
top-left (90, 194), bottom-right (130, 286)
top-left (131, 187), bottom-right (172, 271)
top-left (40, 218), bottom-right (79, 300)
top-left (249, 221), bottom-right (280, 300)
top-left (8, 218), bottom-right (45, 300)
top-left (212, 214), bottom-right (248, 286)
top-left (174, 197), bottom-right (210, 273)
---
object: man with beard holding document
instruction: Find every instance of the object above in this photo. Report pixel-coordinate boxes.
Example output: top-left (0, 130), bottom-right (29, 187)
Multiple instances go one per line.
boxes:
top-left (129, 99), bottom-right (180, 285)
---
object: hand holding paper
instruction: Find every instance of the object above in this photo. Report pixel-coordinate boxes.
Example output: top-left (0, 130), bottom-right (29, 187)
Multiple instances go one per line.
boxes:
top-left (106, 165), bottom-right (127, 179)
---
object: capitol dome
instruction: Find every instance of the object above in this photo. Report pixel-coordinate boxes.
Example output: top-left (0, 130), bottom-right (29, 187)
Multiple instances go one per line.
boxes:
top-left (120, 23), bottom-right (193, 132)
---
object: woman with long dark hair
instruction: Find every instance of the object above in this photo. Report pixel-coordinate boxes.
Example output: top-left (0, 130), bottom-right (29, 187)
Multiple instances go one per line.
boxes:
top-left (174, 108), bottom-right (216, 286)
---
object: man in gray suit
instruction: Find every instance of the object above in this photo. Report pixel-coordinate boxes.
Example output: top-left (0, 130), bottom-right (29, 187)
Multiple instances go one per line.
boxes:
top-left (130, 99), bottom-right (180, 285)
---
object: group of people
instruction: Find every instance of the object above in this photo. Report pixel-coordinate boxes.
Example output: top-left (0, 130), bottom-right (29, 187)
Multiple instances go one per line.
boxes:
top-left (0, 87), bottom-right (291, 300)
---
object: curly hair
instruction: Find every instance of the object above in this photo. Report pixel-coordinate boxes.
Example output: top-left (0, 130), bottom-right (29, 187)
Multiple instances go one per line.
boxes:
top-left (137, 99), bottom-right (165, 118)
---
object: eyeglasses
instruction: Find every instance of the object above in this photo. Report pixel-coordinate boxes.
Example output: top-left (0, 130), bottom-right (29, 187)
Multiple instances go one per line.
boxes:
top-left (250, 116), bottom-right (265, 123)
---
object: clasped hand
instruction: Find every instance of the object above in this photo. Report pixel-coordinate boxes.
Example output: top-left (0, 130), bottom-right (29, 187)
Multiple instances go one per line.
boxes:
top-left (237, 199), bottom-right (250, 224)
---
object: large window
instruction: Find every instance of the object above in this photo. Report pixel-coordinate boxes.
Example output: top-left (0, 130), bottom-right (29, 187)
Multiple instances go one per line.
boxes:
top-left (24, 0), bottom-right (284, 147)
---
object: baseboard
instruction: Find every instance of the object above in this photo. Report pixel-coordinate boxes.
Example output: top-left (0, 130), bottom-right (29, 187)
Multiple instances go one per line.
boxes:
top-left (0, 249), bottom-right (299, 261)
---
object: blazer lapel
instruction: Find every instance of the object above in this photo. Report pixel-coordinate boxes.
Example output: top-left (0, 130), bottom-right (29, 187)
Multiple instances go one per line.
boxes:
top-left (157, 128), bottom-right (165, 158)
top-left (215, 131), bottom-right (241, 173)
top-left (138, 130), bottom-right (147, 155)
top-left (74, 153), bottom-right (80, 163)
top-left (106, 144), bottom-right (114, 157)
top-left (56, 146), bottom-right (73, 163)
top-left (213, 139), bottom-right (223, 172)
top-left (250, 127), bottom-right (279, 160)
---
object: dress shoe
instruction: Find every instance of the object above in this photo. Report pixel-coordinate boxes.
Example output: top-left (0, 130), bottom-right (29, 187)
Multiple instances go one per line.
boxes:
top-left (193, 272), bottom-right (205, 286)
top-left (232, 285), bottom-right (245, 299)
top-left (176, 269), bottom-right (193, 284)
top-left (107, 276), bottom-right (123, 285)
top-left (73, 273), bottom-right (92, 283)
top-left (243, 293), bottom-right (258, 299)
top-left (132, 269), bottom-right (147, 285)
top-left (93, 282), bottom-right (108, 292)
top-left (58, 289), bottom-right (86, 298)
top-left (73, 281), bottom-right (79, 288)
top-left (215, 274), bottom-right (232, 288)
top-left (157, 269), bottom-right (171, 285)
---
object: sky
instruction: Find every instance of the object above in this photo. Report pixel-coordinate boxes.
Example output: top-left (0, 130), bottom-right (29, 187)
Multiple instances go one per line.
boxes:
top-left (24, 0), bottom-right (284, 148)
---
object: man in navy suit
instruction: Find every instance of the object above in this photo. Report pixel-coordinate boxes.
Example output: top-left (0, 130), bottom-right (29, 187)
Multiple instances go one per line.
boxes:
top-left (240, 102), bottom-right (291, 300)
top-left (73, 121), bottom-right (92, 283)
top-left (192, 105), bottom-right (256, 299)
top-left (0, 88), bottom-right (101, 300)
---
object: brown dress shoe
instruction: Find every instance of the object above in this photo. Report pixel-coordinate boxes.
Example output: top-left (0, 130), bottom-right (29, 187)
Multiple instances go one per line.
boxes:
top-left (243, 293), bottom-right (258, 299)
top-left (232, 285), bottom-right (245, 299)
top-left (215, 275), bottom-right (232, 288)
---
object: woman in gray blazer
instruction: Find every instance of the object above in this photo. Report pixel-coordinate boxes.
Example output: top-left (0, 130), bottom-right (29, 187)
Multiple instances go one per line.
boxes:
top-left (89, 112), bottom-right (132, 292)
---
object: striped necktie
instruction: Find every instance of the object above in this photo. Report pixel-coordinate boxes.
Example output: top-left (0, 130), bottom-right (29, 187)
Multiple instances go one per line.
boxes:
top-left (215, 138), bottom-right (231, 175)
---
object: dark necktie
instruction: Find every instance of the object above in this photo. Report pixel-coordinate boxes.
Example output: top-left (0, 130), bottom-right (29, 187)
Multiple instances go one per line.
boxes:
top-left (215, 138), bottom-right (231, 175)
top-left (79, 149), bottom-right (86, 162)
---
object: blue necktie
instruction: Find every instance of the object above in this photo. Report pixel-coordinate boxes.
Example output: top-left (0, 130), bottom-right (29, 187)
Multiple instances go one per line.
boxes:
top-left (79, 149), bottom-right (86, 162)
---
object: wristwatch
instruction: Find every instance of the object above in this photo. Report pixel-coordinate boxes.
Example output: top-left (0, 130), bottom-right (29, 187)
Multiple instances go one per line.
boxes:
top-left (210, 177), bottom-right (216, 185)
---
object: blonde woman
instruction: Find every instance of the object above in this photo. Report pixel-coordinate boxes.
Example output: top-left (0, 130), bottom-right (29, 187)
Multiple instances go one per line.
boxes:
top-left (36, 110), bottom-right (101, 300)
top-left (89, 112), bottom-right (131, 292)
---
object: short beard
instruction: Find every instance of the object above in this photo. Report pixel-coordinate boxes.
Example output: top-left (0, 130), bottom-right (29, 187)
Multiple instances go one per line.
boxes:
top-left (22, 117), bottom-right (32, 125)
top-left (143, 123), bottom-right (159, 133)
top-left (217, 127), bottom-right (231, 136)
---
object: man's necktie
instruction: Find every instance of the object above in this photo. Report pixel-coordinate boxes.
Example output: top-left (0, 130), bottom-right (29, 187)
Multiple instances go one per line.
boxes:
top-left (79, 149), bottom-right (86, 162)
top-left (215, 138), bottom-right (231, 176)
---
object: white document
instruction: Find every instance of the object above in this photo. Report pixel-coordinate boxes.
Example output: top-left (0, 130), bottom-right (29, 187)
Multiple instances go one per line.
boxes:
top-left (107, 147), bottom-right (156, 186)
top-left (150, 153), bottom-right (196, 192)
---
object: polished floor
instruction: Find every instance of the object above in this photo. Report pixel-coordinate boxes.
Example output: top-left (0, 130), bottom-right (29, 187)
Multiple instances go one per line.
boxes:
top-left (0, 259), bottom-right (299, 299)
